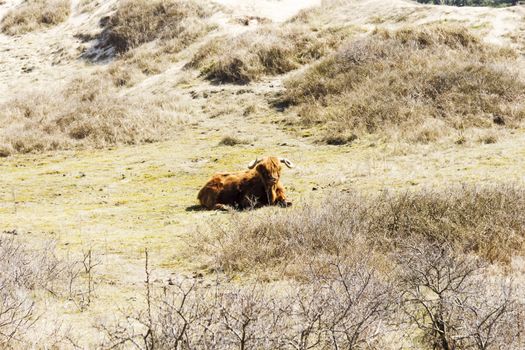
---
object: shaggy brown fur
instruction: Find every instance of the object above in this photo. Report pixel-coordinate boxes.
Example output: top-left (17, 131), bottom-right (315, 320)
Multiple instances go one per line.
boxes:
top-left (198, 156), bottom-right (294, 210)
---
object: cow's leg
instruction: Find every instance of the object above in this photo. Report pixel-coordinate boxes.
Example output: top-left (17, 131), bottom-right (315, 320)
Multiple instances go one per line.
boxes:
top-left (214, 204), bottom-right (232, 211)
top-left (275, 182), bottom-right (292, 207)
top-left (240, 195), bottom-right (260, 210)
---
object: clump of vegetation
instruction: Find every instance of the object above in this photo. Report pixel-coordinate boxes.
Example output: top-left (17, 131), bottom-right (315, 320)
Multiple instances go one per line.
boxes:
top-left (102, 0), bottom-right (213, 54)
top-left (104, 246), bottom-right (524, 349)
top-left (282, 25), bottom-right (525, 142)
top-left (102, 259), bottom-right (394, 349)
top-left (218, 136), bottom-right (248, 146)
top-left (105, 185), bottom-right (525, 349)
top-left (1, 0), bottom-right (71, 35)
top-left (77, 0), bottom-right (99, 14)
top-left (0, 74), bottom-right (181, 155)
top-left (0, 236), bottom-right (61, 346)
top-left (396, 240), bottom-right (521, 350)
top-left (478, 130), bottom-right (499, 144)
top-left (0, 235), bottom-right (102, 346)
top-left (189, 24), bottom-right (351, 84)
top-left (201, 185), bottom-right (525, 276)
top-left (322, 133), bottom-right (357, 145)
top-left (88, 0), bottom-right (215, 86)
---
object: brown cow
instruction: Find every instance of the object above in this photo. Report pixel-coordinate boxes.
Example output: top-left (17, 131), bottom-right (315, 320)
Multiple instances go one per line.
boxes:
top-left (198, 156), bottom-right (294, 210)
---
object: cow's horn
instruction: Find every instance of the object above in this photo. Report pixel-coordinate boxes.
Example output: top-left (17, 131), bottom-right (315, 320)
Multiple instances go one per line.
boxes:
top-left (280, 158), bottom-right (294, 168)
top-left (247, 158), bottom-right (260, 169)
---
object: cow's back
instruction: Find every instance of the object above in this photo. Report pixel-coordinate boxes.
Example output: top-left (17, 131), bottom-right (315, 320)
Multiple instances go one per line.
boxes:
top-left (198, 171), bottom-right (247, 208)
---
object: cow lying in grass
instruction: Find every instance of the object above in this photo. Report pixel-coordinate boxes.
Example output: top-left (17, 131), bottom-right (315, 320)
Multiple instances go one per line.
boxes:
top-left (198, 156), bottom-right (294, 210)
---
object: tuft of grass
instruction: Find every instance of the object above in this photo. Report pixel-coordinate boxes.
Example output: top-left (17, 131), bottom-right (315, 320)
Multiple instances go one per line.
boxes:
top-left (281, 25), bottom-right (525, 142)
top-left (103, 0), bottom-right (213, 54)
top-left (189, 24), bottom-right (352, 84)
top-left (322, 133), bottom-right (358, 145)
top-left (87, 0), bottom-right (216, 86)
top-left (200, 186), bottom-right (525, 277)
top-left (0, 74), bottom-right (182, 155)
top-left (0, 144), bottom-right (12, 157)
top-left (1, 0), bottom-right (71, 35)
top-left (77, 0), bottom-right (99, 13)
top-left (218, 136), bottom-right (248, 146)
top-left (477, 130), bottom-right (498, 144)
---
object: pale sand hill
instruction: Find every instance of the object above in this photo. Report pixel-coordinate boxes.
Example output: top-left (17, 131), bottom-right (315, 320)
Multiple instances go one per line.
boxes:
top-left (0, 0), bottom-right (523, 102)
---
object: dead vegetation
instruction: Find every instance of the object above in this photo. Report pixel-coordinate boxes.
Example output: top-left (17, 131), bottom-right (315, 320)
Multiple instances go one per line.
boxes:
top-left (102, 213), bottom-right (525, 349)
top-left (82, 0), bottom-right (216, 86)
top-left (1, 0), bottom-right (71, 35)
top-left (0, 75), bottom-right (182, 156)
top-left (101, 250), bottom-right (395, 349)
top-left (0, 233), bottom-right (103, 347)
top-left (0, 235), bottom-right (89, 346)
top-left (103, 0), bottom-right (213, 54)
top-left (200, 185), bottom-right (525, 277)
top-left (77, 0), bottom-right (99, 14)
top-left (397, 240), bottom-right (521, 350)
top-left (218, 136), bottom-right (248, 146)
top-left (0, 236), bottom-right (60, 346)
top-left (189, 24), bottom-right (352, 84)
top-left (174, 185), bottom-right (525, 348)
top-left (281, 25), bottom-right (525, 142)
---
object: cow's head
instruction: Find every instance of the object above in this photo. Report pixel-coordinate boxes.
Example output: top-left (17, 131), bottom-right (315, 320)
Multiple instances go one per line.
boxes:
top-left (248, 157), bottom-right (294, 185)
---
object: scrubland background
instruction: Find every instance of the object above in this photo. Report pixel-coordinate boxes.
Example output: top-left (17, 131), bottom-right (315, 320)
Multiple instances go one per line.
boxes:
top-left (1, 0), bottom-right (525, 348)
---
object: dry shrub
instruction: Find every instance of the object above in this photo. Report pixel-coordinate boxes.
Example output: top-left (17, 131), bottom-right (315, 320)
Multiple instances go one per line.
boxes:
top-left (189, 24), bottom-right (351, 84)
top-left (0, 74), bottom-right (180, 155)
top-left (477, 129), bottom-right (499, 144)
top-left (282, 25), bottom-right (525, 141)
top-left (0, 235), bottom-right (62, 346)
top-left (102, 258), bottom-right (393, 349)
top-left (102, 0), bottom-right (213, 54)
top-left (201, 185), bottom-right (525, 276)
top-left (397, 240), bottom-right (523, 350)
top-left (1, 0), bottom-right (70, 35)
top-left (180, 186), bottom-right (525, 349)
top-left (321, 132), bottom-right (358, 145)
top-left (0, 235), bottom-right (103, 347)
top-left (102, 244), bottom-right (524, 349)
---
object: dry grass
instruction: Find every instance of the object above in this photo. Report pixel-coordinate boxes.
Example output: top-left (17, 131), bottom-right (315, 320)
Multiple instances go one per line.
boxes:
top-left (281, 25), bottom-right (525, 142)
top-left (1, 0), bottom-right (71, 35)
top-left (218, 136), bottom-right (248, 146)
top-left (77, 0), bottom-right (99, 14)
top-left (199, 185), bottom-right (525, 277)
top-left (189, 24), bottom-right (352, 84)
top-left (88, 0), bottom-right (216, 86)
top-left (103, 0), bottom-right (213, 54)
top-left (104, 185), bottom-right (525, 349)
top-left (0, 74), bottom-right (182, 156)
